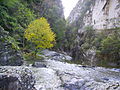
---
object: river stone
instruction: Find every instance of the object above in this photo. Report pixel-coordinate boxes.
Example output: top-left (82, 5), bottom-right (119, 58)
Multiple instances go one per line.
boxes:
top-left (32, 62), bottom-right (46, 68)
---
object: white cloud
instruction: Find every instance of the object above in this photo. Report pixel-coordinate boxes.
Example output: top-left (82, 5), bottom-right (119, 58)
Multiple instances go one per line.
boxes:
top-left (62, 0), bottom-right (79, 18)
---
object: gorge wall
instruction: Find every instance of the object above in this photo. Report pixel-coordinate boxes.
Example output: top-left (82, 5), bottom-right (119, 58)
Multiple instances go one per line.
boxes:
top-left (65, 0), bottom-right (120, 67)
top-left (68, 0), bottom-right (120, 30)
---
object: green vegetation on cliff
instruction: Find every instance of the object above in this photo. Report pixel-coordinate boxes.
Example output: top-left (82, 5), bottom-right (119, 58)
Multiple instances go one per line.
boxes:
top-left (64, 25), bottom-right (120, 67)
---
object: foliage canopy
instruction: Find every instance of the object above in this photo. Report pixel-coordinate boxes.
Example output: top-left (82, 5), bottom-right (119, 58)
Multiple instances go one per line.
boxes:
top-left (25, 17), bottom-right (56, 49)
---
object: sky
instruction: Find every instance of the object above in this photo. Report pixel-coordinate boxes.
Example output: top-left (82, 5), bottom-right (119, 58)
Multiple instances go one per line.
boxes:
top-left (62, 0), bottom-right (79, 18)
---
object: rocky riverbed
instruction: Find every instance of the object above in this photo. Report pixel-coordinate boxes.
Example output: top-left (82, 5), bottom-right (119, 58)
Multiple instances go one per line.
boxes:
top-left (0, 50), bottom-right (120, 90)
top-left (0, 61), bottom-right (120, 90)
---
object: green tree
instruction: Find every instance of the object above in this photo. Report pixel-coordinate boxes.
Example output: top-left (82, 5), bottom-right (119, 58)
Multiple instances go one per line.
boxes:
top-left (24, 17), bottom-right (56, 50)
top-left (99, 31), bottom-right (120, 61)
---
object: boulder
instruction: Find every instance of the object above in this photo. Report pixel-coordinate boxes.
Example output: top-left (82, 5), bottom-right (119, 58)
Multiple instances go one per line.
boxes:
top-left (0, 67), bottom-right (36, 90)
top-left (41, 49), bottom-right (72, 61)
top-left (32, 62), bottom-right (46, 68)
top-left (0, 74), bottom-right (20, 90)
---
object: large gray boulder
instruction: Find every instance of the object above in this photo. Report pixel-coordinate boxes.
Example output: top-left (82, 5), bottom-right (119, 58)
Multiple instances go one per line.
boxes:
top-left (32, 50), bottom-right (72, 68)
top-left (41, 49), bottom-right (72, 61)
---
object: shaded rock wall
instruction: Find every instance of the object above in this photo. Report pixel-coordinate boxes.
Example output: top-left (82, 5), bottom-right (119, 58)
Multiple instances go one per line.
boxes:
top-left (32, 0), bottom-right (64, 18)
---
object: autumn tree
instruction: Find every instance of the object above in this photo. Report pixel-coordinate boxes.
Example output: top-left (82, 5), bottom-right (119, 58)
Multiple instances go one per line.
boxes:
top-left (24, 17), bottom-right (55, 51)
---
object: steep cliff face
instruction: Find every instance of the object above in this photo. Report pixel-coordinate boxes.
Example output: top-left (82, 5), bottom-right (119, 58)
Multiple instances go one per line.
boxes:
top-left (68, 0), bottom-right (120, 30)
top-left (65, 0), bottom-right (120, 67)
top-left (68, 0), bottom-right (95, 29)
top-left (93, 0), bottom-right (120, 29)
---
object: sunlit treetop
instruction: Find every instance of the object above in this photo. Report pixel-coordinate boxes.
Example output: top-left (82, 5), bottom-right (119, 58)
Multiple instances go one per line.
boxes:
top-left (25, 17), bottom-right (56, 49)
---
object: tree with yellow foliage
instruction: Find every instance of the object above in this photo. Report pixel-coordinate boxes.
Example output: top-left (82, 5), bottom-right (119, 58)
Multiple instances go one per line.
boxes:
top-left (24, 17), bottom-right (55, 50)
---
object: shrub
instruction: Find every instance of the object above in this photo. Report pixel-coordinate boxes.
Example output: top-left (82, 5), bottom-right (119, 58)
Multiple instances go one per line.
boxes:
top-left (23, 52), bottom-right (44, 64)
top-left (93, 29), bottom-right (120, 63)
top-left (99, 31), bottom-right (120, 61)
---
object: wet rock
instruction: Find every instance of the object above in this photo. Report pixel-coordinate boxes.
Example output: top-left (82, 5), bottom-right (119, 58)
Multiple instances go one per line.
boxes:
top-left (63, 79), bottom-right (86, 90)
top-left (32, 68), bottom-right (63, 90)
top-left (0, 74), bottom-right (19, 90)
top-left (32, 62), bottom-right (46, 68)
top-left (102, 78), bottom-right (109, 81)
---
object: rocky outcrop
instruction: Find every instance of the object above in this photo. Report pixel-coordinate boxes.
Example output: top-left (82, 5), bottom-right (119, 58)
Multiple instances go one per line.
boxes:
top-left (41, 50), bottom-right (72, 61)
top-left (68, 0), bottom-right (95, 28)
top-left (92, 0), bottom-right (120, 29)
top-left (0, 67), bottom-right (36, 90)
top-left (0, 50), bottom-right (120, 90)
top-left (0, 60), bottom-right (120, 90)
top-left (0, 26), bottom-right (23, 66)
top-left (68, 0), bottom-right (120, 30)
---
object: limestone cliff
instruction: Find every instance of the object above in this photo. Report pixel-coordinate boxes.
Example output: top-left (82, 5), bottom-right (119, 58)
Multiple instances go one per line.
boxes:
top-left (68, 0), bottom-right (120, 30)
top-left (65, 0), bottom-right (120, 66)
